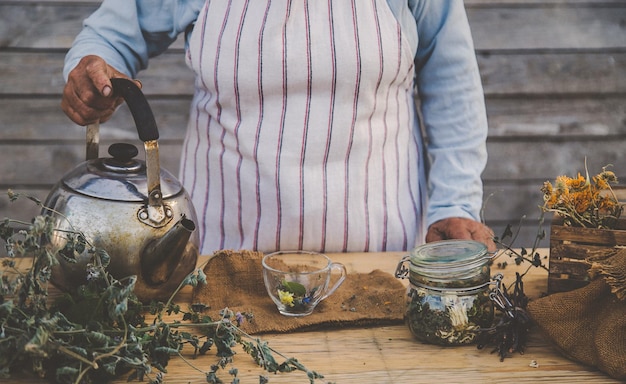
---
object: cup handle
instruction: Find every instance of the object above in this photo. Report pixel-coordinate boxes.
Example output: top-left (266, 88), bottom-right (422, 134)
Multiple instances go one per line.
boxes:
top-left (321, 262), bottom-right (347, 300)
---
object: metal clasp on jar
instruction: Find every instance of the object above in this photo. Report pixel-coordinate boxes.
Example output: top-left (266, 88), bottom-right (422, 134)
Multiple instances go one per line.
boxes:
top-left (488, 273), bottom-right (515, 318)
top-left (394, 254), bottom-right (411, 279)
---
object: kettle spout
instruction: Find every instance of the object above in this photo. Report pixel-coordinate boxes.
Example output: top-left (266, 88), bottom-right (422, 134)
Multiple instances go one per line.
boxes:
top-left (141, 216), bottom-right (196, 286)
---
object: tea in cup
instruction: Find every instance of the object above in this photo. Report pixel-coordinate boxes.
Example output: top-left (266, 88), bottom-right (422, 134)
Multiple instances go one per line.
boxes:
top-left (262, 251), bottom-right (347, 316)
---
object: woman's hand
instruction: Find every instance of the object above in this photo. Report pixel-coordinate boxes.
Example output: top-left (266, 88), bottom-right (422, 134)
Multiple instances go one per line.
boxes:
top-left (426, 217), bottom-right (497, 252)
top-left (61, 55), bottom-right (141, 125)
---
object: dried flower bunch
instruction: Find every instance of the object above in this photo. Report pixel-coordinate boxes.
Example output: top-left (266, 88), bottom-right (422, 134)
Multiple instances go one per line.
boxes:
top-left (541, 165), bottom-right (623, 229)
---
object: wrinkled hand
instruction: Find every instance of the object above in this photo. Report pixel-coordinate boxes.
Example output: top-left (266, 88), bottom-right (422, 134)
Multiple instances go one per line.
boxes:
top-left (426, 217), bottom-right (496, 252)
top-left (61, 55), bottom-right (141, 125)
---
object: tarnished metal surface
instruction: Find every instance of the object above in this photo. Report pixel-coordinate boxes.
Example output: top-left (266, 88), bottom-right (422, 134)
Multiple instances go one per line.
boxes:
top-left (85, 123), bottom-right (100, 161)
top-left (44, 184), bottom-right (199, 302)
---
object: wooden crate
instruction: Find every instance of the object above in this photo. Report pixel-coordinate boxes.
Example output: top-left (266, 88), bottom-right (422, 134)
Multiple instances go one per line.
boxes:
top-left (548, 214), bottom-right (626, 294)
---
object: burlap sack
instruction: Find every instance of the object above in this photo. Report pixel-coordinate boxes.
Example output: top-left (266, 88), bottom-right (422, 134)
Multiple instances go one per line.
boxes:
top-left (192, 250), bottom-right (406, 334)
top-left (527, 248), bottom-right (626, 380)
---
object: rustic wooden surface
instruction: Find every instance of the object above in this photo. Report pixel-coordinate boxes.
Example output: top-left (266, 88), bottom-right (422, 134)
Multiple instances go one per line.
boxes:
top-left (1, 1), bottom-right (626, 247)
top-left (12, 249), bottom-right (622, 384)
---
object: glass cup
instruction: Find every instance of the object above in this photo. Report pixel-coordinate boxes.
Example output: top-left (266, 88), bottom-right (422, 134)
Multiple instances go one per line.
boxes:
top-left (262, 250), bottom-right (347, 316)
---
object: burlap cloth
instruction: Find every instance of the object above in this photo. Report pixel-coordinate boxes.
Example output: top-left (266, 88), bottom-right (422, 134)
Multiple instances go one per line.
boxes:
top-left (191, 250), bottom-right (406, 334)
top-left (527, 247), bottom-right (626, 380)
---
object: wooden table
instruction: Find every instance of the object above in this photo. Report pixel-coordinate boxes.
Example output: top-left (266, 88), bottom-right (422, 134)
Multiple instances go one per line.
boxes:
top-left (15, 250), bottom-right (620, 384)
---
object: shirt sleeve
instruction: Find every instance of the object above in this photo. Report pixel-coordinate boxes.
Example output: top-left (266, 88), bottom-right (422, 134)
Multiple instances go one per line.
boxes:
top-left (63, 0), bottom-right (204, 80)
top-left (409, 0), bottom-right (489, 226)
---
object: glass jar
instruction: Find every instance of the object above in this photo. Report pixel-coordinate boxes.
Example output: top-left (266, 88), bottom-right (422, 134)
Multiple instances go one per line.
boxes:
top-left (395, 240), bottom-right (494, 346)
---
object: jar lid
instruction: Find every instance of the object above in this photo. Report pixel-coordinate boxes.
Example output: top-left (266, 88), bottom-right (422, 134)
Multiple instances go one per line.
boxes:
top-left (409, 240), bottom-right (490, 277)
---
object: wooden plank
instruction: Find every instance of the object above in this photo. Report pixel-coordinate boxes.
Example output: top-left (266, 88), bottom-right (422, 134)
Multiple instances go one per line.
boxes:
top-left (490, 222), bottom-right (551, 249)
top-left (484, 182), bottom-right (551, 248)
top-left (1, 0), bottom-right (100, 2)
top-left (486, 96), bottom-right (626, 137)
top-left (0, 4), bottom-right (95, 49)
top-left (549, 242), bottom-right (592, 260)
top-left (484, 140), bottom-right (626, 181)
top-left (548, 258), bottom-right (592, 276)
top-left (0, 143), bottom-right (183, 185)
top-left (1, 2), bottom-right (624, 51)
top-left (466, 0), bottom-right (626, 4)
top-left (0, 51), bottom-right (195, 95)
top-left (466, 5), bottom-right (626, 50)
top-left (0, 3), bottom-right (185, 50)
top-left (476, 51), bottom-right (626, 95)
top-left (0, 98), bottom-right (191, 140)
top-left (2, 50), bottom-right (624, 96)
top-left (551, 224), bottom-right (626, 244)
top-left (482, 184), bottom-right (545, 222)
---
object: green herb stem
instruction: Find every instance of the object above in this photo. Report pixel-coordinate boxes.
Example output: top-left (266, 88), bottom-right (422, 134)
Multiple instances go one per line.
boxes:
top-left (175, 351), bottom-right (205, 374)
top-left (103, 316), bottom-right (129, 352)
top-left (162, 258), bottom-right (211, 313)
top-left (55, 343), bottom-right (99, 370)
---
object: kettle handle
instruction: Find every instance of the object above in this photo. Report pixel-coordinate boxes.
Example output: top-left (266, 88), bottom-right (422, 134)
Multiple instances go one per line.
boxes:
top-left (83, 78), bottom-right (169, 227)
top-left (84, 78), bottom-right (159, 160)
top-left (109, 78), bottom-right (159, 142)
top-left (104, 78), bottom-right (170, 227)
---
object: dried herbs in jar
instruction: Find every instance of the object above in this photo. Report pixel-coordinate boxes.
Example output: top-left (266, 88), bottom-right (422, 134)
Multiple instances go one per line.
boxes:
top-left (395, 240), bottom-right (494, 346)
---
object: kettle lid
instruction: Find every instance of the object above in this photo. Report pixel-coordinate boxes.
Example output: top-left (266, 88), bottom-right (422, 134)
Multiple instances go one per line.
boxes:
top-left (61, 143), bottom-right (183, 202)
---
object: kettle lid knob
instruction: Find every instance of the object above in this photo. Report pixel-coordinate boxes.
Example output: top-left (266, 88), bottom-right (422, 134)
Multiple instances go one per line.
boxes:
top-left (108, 143), bottom-right (139, 162)
top-left (102, 143), bottom-right (142, 173)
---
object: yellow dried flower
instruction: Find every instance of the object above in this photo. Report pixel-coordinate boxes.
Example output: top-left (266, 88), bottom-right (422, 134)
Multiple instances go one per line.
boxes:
top-left (566, 173), bottom-right (588, 190)
top-left (541, 164), bottom-right (623, 229)
top-left (278, 289), bottom-right (295, 307)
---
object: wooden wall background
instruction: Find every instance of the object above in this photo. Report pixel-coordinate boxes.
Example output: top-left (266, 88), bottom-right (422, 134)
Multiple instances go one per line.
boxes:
top-left (1, 0), bottom-right (625, 248)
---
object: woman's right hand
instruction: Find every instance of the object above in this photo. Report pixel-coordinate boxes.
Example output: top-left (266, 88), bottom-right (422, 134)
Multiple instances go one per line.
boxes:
top-left (61, 55), bottom-right (141, 126)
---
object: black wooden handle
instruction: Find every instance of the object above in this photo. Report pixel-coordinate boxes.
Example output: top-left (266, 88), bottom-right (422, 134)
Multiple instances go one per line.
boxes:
top-left (110, 78), bottom-right (159, 142)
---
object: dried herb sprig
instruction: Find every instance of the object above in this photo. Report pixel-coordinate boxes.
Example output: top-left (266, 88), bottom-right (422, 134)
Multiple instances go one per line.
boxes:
top-left (477, 213), bottom-right (549, 361)
top-left (0, 191), bottom-right (325, 384)
top-left (494, 214), bottom-right (549, 276)
top-left (477, 273), bottom-right (532, 361)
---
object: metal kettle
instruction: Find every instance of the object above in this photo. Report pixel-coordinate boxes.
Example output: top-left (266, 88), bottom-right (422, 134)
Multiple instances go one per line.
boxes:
top-left (44, 78), bottom-right (199, 302)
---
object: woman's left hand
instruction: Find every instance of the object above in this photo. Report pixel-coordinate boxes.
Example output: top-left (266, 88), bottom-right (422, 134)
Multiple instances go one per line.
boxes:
top-left (426, 217), bottom-right (496, 252)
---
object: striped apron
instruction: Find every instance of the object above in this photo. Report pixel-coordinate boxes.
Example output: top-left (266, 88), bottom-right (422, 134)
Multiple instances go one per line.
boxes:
top-left (180, 0), bottom-right (425, 254)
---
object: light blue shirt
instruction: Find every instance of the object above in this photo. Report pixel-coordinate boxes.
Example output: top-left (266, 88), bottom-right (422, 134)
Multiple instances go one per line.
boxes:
top-left (64, 0), bottom-right (488, 231)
